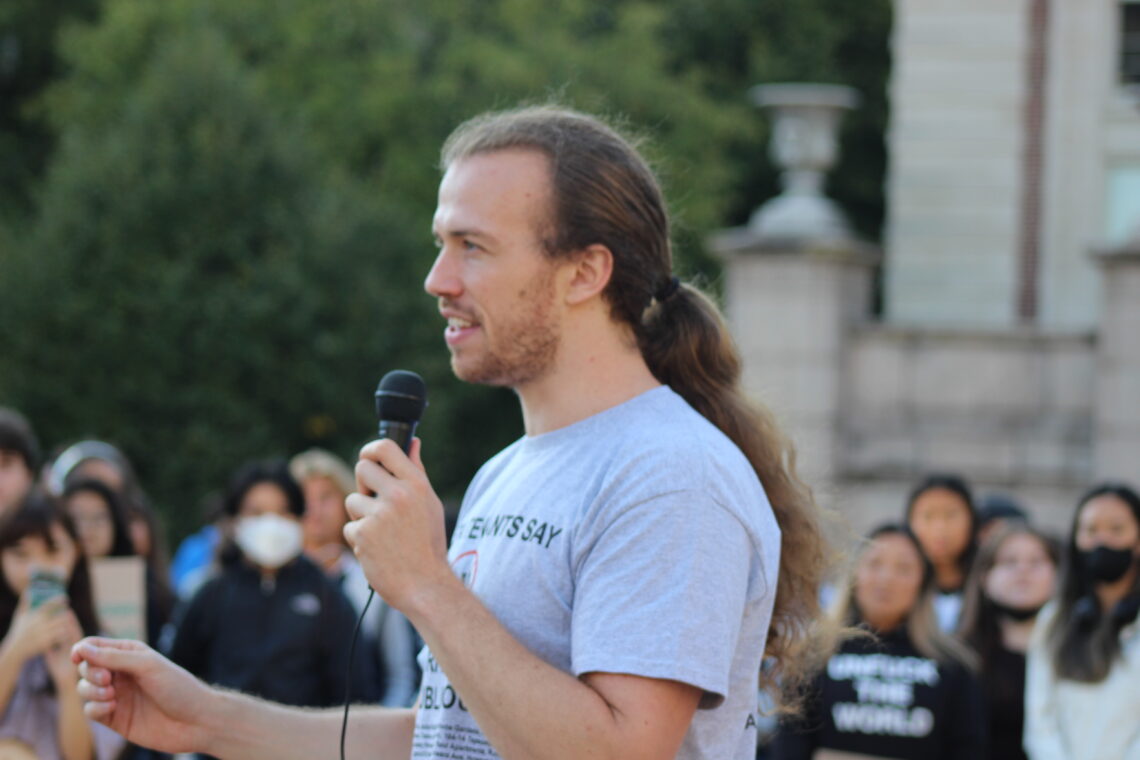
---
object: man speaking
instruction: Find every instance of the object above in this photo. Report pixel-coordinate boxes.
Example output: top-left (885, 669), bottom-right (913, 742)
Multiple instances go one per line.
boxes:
top-left (73, 106), bottom-right (830, 760)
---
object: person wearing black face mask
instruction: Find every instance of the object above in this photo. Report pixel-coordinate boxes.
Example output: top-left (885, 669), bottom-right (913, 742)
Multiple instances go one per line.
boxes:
top-left (1024, 482), bottom-right (1140, 760)
top-left (958, 524), bottom-right (1059, 760)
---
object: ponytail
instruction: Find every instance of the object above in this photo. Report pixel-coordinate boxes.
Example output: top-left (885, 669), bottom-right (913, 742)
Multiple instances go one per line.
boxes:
top-left (641, 283), bottom-right (835, 706)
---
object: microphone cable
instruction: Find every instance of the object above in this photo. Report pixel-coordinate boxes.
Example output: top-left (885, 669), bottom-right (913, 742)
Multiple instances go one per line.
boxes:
top-left (340, 588), bottom-right (375, 760)
top-left (341, 370), bottom-right (426, 759)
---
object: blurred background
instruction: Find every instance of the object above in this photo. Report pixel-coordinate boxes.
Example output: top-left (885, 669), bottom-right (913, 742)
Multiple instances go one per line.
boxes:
top-left (0, 0), bottom-right (1136, 546)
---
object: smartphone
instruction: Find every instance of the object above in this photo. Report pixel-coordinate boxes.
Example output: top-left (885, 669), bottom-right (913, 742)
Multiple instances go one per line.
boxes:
top-left (27, 569), bottom-right (66, 609)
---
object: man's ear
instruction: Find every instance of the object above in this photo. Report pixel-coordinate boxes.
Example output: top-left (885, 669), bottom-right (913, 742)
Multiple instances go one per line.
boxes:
top-left (564, 244), bottom-right (613, 305)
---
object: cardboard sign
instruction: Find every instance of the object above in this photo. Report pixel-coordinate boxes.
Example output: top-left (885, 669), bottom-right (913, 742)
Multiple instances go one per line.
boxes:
top-left (89, 556), bottom-right (146, 640)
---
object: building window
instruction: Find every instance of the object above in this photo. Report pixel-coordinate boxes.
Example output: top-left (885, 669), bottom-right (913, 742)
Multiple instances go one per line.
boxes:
top-left (1124, 2), bottom-right (1140, 85)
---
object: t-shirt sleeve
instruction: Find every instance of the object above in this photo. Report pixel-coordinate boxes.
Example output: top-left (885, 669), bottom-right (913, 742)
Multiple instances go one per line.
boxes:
top-left (569, 490), bottom-right (757, 706)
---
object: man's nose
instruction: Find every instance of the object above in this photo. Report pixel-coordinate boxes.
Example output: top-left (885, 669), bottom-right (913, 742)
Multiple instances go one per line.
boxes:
top-left (424, 248), bottom-right (461, 298)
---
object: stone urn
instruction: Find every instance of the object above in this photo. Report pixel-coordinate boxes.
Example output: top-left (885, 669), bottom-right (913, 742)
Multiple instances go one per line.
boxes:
top-left (747, 83), bottom-right (859, 243)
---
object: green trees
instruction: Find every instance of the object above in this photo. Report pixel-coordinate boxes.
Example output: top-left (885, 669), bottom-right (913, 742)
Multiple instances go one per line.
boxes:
top-left (0, 0), bottom-right (890, 539)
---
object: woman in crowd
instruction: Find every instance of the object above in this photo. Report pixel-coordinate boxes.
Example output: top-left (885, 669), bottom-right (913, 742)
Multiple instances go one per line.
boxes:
top-left (165, 459), bottom-right (374, 716)
top-left (770, 523), bottom-right (985, 760)
top-left (905, 473), bottom-right (978, 631)
top-left (0, 491), bottom-right (124, 760)
top-left (62, 478), bottom-right (133, 561)
top-left (50, 440), bottom-right (176, 623)
top-left (958, 523), bottom-right (1059, 760)
top-left (62, 478), bottom-right (174, 646)
top-left (1024, 483), bottom-right (1140, 760)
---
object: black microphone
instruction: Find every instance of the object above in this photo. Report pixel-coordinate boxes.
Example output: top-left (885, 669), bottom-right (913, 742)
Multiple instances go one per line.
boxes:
top-left (375, 370), bottom-right (427, 454)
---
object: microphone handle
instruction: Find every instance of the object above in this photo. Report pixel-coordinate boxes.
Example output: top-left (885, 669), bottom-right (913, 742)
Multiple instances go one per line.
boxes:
top-left (378, 420), bottom-right (418, 454)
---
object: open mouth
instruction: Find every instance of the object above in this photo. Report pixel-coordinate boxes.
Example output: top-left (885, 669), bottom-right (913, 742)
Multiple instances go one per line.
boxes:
top-left (445, 315), bottom-right (481, 345)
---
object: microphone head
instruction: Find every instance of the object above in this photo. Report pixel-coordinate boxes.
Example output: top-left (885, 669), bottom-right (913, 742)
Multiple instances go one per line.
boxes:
top-left (375, 370), bottom-right (427, 424)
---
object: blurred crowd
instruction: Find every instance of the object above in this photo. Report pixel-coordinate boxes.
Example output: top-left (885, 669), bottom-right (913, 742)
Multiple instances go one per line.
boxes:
top-left (0, 404), bottom-right (1137, 760)
top-left (762, 474), bottom-right (1140, 760)
top-left (0, 407), bottom-right (418, 760)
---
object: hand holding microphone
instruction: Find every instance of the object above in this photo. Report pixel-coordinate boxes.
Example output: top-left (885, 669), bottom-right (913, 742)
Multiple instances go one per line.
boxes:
top-left (344, 370), bottom-right (450, 613)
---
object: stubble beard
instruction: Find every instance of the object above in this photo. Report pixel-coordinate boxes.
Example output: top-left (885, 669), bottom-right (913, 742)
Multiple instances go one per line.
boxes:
top-left (451, 267), bottom-right (561, 389)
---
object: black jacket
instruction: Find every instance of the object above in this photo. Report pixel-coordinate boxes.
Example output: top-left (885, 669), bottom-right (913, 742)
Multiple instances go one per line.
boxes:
top-left (770, 628), bottom-right (986, 760)
top-left (167, 555), bottom-right (375, 707)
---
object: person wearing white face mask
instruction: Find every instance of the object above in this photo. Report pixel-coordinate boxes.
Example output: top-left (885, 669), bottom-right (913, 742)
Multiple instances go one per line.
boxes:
top-left (164, 459), bottom-right (375, 753)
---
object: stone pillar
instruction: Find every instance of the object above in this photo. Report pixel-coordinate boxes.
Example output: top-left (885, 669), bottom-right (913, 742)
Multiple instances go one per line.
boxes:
top-left (712, 235), bottom-right (877, 491)
top-left (1093, 245), bottom-right (1140, 481)
top-left (712, 83), bottom-right (876, 494)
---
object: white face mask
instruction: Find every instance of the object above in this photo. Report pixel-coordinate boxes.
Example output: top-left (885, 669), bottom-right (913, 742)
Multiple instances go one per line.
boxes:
top-left (234, 513), bottom-right (303, 570)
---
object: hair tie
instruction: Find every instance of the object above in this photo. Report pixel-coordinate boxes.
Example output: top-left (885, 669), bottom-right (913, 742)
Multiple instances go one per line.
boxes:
top-left (655, 276), bottom-right (680, 302)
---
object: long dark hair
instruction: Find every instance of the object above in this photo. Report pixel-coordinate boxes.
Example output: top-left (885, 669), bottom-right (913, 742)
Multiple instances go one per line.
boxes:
top-left (958, 523), bottom-right (1059, 667)
top-left (0, 490), bottom-right (101, 637)
top-left (64, 478), bottom-right (176, 642)
top-left (905, 472), bottom-right (979, 587)
top-left (1047, 482), bottom-right (1140, 683)
top-left (442, 105), bottom-right (834, 708)
top-left (217, 459), bottom-right (305, 567)
top-left (62, 477), bottom-right (135, 557)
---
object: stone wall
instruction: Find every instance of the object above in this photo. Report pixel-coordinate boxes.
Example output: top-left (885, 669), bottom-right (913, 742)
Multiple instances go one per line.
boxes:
top-left (719, 240), bottom-right (1140, 539)
top-left (883, 0), bottom-right (1030, 327)
top-left (1094, 249), bottom-right (1140, 481)
top-left (842, 325), bottom-right (1095, 485)
top-left (835, 325), bottom-right (1095, 534)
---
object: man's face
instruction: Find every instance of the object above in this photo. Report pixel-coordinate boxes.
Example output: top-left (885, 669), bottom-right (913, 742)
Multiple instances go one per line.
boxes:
top-left (0, 450), bottom-right (32, 516)
top-left (425, 149), bottom-right (566, 388)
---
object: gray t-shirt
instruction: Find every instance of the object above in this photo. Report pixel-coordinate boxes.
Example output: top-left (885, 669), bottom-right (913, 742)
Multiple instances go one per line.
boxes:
top-left (412, 386), bottom-right (781, 759)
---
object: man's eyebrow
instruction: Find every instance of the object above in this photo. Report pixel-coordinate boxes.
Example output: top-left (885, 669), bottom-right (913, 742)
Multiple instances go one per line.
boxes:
top-left (434, 227), bottom-right (500, 246)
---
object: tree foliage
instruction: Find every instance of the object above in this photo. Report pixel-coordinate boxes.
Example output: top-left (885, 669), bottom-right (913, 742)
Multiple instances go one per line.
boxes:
top-left (0, 0), bottom-right (100, 217)
top-left (0, 0), bottom-right (891, 541)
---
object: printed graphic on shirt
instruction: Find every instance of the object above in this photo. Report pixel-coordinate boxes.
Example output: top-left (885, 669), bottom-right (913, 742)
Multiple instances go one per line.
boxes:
top-left (455, 513), bottom-right (564, 550)
top-left (826, 653), bottom-right (940, 738)
top-left (413, 651), bottom-right (495, 759)
top-left (451, 550), bottom-right (478, 589)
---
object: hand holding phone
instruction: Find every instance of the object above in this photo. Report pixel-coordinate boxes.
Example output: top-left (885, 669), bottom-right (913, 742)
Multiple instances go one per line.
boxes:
top-left (3, 570), bottom-right (69, 663)
top-left (27, 569), bottom-right (66, 609)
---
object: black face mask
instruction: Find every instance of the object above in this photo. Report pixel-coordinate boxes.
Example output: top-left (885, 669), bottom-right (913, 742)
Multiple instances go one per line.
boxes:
top-left (1082, 545), bottom-right (1137, 583)
top-left (990, 600), bottom-right (1043, 622)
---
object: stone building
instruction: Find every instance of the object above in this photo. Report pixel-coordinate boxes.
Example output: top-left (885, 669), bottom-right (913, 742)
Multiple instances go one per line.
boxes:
top-left (716, 0), bottom-right (1140, 534)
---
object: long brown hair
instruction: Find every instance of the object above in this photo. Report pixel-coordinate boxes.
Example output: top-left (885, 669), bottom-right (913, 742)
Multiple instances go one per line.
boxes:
top-left (957, 523), bottom-right (1059, 667)
top-left (442, 105), bottom-right (834, 707)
